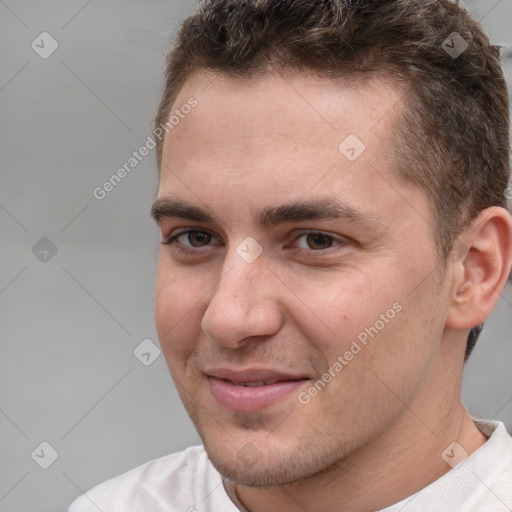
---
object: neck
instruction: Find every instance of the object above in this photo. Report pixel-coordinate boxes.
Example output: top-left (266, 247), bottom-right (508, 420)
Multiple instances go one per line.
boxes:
top-left (230, 350), bottom-right (487, 512)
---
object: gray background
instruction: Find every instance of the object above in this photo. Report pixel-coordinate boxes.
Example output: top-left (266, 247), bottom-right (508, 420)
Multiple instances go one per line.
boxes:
top-left (0, 1), bottom-right (511, 511)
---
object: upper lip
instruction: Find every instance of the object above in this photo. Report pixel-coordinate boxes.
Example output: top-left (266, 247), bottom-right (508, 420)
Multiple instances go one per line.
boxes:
top-left (204, 367), bottom-right (310, 385)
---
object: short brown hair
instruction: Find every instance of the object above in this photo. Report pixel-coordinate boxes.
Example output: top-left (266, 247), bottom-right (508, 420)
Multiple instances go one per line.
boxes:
top-left (155, 0), bottom-right (510, 359)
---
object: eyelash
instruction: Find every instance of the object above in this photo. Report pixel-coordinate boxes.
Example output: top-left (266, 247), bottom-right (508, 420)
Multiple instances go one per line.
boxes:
top-left (161, 229), bottom-right (348, 255)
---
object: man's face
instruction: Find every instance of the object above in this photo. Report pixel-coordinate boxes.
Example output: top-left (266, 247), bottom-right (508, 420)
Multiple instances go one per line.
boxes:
top-left (154, 71), bottom-right (450, 486)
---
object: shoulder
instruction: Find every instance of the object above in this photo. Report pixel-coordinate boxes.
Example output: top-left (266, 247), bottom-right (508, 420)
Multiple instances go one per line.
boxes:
top-left (68, 445), bottom-right (236, 512)
top-left (381, 420), bottom-right (512, 512)
top-left (470, 421), bottom-right (512, 496)
top-left (437, 421), bottom-right (512, 510)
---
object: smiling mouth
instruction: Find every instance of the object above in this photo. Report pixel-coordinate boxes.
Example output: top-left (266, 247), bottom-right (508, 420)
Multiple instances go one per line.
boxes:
top-left (225, 378), bottom-right (293, 387)
top-left (206, 374), bottom-right (310, 412)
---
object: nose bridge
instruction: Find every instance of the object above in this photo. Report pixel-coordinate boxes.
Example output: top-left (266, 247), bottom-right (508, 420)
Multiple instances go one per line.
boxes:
top-left (218, 235), bottom-right (270, 302)
top-left (201, 245), bottom-right (283, 347)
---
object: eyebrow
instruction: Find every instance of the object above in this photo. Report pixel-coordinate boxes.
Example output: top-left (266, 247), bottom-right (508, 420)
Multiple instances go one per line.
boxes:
top-left (150, 197), bottom-right (385, 231)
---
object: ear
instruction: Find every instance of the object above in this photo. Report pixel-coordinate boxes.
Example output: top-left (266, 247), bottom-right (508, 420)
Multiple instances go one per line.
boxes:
top-left (446, 206), bottom-right (512, 330)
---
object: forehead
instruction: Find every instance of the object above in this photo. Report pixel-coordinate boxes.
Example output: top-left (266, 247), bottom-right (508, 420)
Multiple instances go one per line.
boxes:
top-left (165, 69), bottom-right (403, 153)
top-left (157, 70), bottom-right (425, 230)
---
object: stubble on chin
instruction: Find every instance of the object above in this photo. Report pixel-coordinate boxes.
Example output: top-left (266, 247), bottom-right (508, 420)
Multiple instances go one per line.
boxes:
top-left (200, 419), bottom-right (355, 488)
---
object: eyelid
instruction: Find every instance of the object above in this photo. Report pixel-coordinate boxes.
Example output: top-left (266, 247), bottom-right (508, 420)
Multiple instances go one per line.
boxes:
top-left (162, 227), bottom-right (221, 246)
top-left (290, 229), bottom-right (349, 248)
top-left (162, 227), bottom-right (350, 254)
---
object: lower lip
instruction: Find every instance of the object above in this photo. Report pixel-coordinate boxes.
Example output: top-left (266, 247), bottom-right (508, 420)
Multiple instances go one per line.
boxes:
top-left (208, 377), bottom-right (308, 412)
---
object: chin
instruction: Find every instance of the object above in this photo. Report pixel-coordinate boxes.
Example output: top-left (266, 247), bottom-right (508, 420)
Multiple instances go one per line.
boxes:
top-left (208, 450), bottom-right (315, 487)
top-left (202, 430), bottom-right (348, 488)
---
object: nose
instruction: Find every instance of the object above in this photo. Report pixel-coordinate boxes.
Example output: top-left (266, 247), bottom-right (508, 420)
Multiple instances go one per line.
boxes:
top-left (201, 250), bottom-right (284, 349)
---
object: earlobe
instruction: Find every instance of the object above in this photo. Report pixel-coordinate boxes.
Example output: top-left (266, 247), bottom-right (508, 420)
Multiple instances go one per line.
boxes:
top-left (446, 206), bottom-right (512, 331)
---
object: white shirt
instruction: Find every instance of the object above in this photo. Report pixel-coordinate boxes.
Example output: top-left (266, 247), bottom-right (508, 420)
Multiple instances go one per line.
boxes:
top-left (69, 420), bottom-right (512, 511)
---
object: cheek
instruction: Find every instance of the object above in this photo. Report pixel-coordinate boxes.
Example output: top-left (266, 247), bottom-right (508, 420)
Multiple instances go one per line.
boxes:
top-left (155, 263), bottom-right (206, 356)
top-left (287, 269), bottom-right (401, 359)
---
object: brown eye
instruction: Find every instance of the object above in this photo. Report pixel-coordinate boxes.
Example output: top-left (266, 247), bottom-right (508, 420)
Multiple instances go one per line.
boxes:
top-left (163, 229), bottom-right (217, 248)
top-left (304, 233), bottom-right (337, 250)
top-left (291, 231), bottom-right (349, 253)
top-left (183, 231), bottom-right (212, 247)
